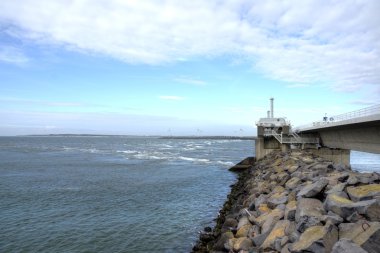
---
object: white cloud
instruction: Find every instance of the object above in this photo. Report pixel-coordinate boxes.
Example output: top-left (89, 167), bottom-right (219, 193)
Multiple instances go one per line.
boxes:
top-left (0, 46), bottom-right (29, 64)
top-left (0, 0), bottom-right (379, 92)
top-left (158, 95), bottom-right (185, 101)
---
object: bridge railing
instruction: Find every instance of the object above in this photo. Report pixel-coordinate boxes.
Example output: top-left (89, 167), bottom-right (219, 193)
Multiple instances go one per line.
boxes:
top-left (296, 104), bottom-right (380, 130)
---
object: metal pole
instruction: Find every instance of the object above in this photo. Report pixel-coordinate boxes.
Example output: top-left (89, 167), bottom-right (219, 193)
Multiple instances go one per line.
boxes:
top-left (270, 98), bottom-right (274, 118)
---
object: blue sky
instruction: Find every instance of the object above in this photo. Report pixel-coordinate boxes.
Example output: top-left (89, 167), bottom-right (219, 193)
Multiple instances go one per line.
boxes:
top-left (1, 0), bottom-right (379, 136)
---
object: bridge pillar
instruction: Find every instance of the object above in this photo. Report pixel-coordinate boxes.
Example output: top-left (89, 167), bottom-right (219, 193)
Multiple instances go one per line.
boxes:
top-left (308, 148), bottom-right (350, 166)
top-left (255, 136), bottom-right (281, 160)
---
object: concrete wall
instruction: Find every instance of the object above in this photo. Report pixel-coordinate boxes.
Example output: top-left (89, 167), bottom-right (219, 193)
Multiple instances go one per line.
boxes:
top-left (255, 137), bottom-right (281, 160)
top-left (308, 148), bottom-right (350, 166)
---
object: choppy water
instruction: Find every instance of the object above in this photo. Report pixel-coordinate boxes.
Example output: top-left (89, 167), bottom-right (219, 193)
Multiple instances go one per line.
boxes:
top-left (0, 136), bottom-right (379, 253)
top-left (0, 136), bottom-right (253, 253)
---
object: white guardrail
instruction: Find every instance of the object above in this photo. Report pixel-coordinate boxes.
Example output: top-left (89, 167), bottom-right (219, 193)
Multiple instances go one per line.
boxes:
top-left (296, 104), bottom-right (380, 130)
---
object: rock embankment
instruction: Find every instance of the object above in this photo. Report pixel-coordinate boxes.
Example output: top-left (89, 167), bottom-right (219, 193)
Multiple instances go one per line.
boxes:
top-left (192, 150), bottom-right (380, 253)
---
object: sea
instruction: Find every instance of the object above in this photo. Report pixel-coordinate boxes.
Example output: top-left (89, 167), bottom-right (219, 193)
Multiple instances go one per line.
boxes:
top-left (0, 136), bottom-right (379, 253)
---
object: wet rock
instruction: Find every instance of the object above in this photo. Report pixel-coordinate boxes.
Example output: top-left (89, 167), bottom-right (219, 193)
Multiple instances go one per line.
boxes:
top-left (297, 177), bottom-right (328, 198)
top-left (261, 220), bottom-right (291, 250)
top-left (221, 218), bottom-right (238, 233)
top-left (213, 231), bottom-right (234, 251)
top-left (291, 223), bottom-right (338, 253)
top-left (331, 239), bottom-right (368, 253)
top-left (347, 184), bottom-right (380, 202)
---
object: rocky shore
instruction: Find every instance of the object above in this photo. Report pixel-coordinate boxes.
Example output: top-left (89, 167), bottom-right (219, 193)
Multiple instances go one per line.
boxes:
top-left (192, 150), bottom-right (380, 253)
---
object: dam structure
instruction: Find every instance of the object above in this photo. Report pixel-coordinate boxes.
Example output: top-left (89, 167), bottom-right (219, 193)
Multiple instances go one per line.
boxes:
top-left (255, 99), bottom-right (380, 166)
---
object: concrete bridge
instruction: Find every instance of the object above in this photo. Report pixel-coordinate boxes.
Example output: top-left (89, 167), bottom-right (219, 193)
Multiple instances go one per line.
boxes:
top-left (255, 100), bottom-right (380, 166)
top-left (296, 104), bottom-right (380, 154)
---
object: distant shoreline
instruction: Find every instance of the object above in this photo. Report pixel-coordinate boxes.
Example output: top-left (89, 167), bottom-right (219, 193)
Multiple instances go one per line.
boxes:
top-left (10, 134), bottom-right (257, 140)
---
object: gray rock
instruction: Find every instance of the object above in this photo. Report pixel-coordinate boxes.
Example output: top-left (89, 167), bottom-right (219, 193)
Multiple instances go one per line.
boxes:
top-left (291, 223), bottom-right (338, 253)
top-left (323, 194), bottom-right (356, 219)
top-left (213, 231), bottom-right (234, 251)
top-left (326, 182), bottom-right (347, 195)
top-left (237, 216), bottom-right (250, 230)
top-left (296, 215), bottom-right (323, 233)
top-left (221, 218), bottom-right (237, 233)
top-left (297, 177), bottom-right (328, 198)
top-left (361, 227), bottom-right (380, 253)
top-left (254, 194), bottom-right (268, 210)
top-left (339, 221), bottom-right (380, 252)
top-left (321, 211), bottom-right (344, 225)
top-left (295, 198), bottom-right (325, 223)
top-left (347, 184), bottom-right (380, 202)
top-left (252, 230), bottom-right (270, 247)
top-left (331, 239), bottom-right (368, 253)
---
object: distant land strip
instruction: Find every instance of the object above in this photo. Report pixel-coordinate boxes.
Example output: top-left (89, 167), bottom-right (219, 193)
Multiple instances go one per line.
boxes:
top-left (18, 134), bottom-right (256, 140)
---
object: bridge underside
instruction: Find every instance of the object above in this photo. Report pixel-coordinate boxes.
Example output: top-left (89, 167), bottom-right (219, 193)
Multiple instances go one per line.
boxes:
top-left (301, 120), bottom-right (380, 154)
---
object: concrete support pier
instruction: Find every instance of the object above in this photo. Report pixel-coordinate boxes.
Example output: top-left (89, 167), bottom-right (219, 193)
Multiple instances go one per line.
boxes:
top-left (308, 147), bottom-right (350, 166)
top-left (255, 137), bottom-right (280, 161)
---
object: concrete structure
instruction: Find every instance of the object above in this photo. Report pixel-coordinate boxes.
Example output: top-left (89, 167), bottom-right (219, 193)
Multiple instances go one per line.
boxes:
top-left (255, 101), bottom-right (380, 166)
top-left (255, 98), bottom-right (319, 160)
top-left (297, 105), bottom-right (380, 154)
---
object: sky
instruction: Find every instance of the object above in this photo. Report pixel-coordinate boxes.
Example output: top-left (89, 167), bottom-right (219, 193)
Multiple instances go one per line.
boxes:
top-left (0, 0), bottom-right (379, 136)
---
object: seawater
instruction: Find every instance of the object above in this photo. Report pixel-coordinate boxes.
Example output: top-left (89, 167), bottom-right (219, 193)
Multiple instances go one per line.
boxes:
top-left (1, 137), bottom-right (379, 253)
top-left (0, 136), bottom-right (253, 253)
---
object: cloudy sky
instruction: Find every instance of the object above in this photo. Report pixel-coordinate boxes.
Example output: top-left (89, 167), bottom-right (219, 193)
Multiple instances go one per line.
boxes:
top-left (1, 0), bottom-right (379, 136)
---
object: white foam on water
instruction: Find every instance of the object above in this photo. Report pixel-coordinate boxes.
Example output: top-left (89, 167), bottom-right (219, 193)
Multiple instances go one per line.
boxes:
top-left (216, 161), bottom-right (235, 167)
top-left (178, 156), bottom-right (210, 163)
top-left (117, 150), bottom-right (138, 154)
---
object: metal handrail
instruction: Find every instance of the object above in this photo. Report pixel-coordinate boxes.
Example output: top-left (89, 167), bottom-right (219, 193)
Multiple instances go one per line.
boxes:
top-left (296, 104), bottom-right (380, 130)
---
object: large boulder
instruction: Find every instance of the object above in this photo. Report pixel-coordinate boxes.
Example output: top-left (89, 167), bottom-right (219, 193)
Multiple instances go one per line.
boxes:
top-left (285, 200), bottom-right (297, 220)
top-left (261, 220), bottom-right (291, 250)
top-left (323, 194), bottom-right (356, 219)
top-left (297, 177), bottom-right (328, 198)
top-left (267, 191), bottom-right (288, 208)
top-left (235, 224), bottom-right (252, 238)
top-left (213, 231), bottom-right (234, 251)
top-left (285, 177), bottom-right (301, 190)
top-left (331, 239), bottom-right (368, 253)
top-left (295, 198), bottom-right (325, 232)
top-left (347, 184), bottom-right (380, 202)
top-left (232, 237), bottom-right (253, 251)
top-left (339, 221), bottom-right (380, 253)
top-left (324, 194), bottom-right (378, 220)
top-left (291, 223), bottom-right (338, 253)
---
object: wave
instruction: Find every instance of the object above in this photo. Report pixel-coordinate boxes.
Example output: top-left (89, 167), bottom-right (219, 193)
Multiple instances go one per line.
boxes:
top-left (216, 161), bottom-right (235, 167)
top-left (178, 156), bottom-right (210, 163)
top-left (62, 147), bottom-right (100, 153)
top-left (117, 150), bottom-right (138, 154)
